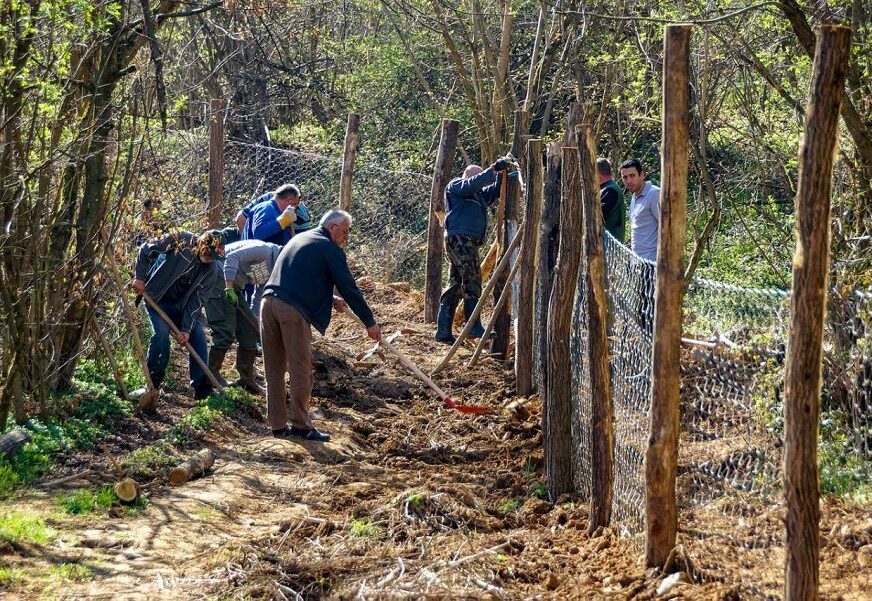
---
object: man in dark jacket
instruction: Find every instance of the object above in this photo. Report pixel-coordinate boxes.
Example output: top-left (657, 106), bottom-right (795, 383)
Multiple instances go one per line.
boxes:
top-left (435, 157), bottom-right (514, 344)
top-left (597, 158), bottom-right (626, 242)
top-left (132, 230), bottom-right (225, 399)
top-left (261, 209), bottom-right (381, 442)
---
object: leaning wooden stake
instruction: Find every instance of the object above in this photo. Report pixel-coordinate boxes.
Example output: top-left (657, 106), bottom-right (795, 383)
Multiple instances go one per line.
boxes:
top-left (90, 315), bottom-right (129, 400)
top-left (784, 25), bottom-right (851, 601)
top-left (468, 241), bottom-right (525, 366)
top-left (339, 113), bottom-right (361, 212)
top-left (105, 251), bottom-right (159, 411)
top-left (577, 124), bottom-right (614, 534)
top-left (545, 145), bottom-right (584, 498)
top-left (645, 24), bottom-right (691, 569)
top-left (170, 449), bottom-right (216, 486)
top-left (424, 119), bottom-right (460, 323)
top-left (535, 142), bottom-right (562, 395)
top-left (515, 138), bottom-right (543, 396)
top-left (431, 226), bottom-right (524, 376)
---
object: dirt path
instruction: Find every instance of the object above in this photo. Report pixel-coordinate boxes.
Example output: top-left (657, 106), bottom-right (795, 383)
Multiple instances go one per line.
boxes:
top-left (2, 282), bottom-right (869, 599)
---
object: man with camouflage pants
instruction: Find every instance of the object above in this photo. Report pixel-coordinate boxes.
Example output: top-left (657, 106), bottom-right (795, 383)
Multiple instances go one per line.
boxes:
top-left (206, 239), bottom-right (281, 393)
top-left (435, 157), bottom-right (514, 344)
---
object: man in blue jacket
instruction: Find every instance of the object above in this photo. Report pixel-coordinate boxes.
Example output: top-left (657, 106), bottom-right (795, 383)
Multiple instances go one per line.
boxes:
top-left (242, 184), bottom-right (313, 246)
top-left (261, 209), bottom-right (381, 442)
top-left (131, 230), bottom-right (225, 400)
top-left (435, 157), bottom-right (514, 344)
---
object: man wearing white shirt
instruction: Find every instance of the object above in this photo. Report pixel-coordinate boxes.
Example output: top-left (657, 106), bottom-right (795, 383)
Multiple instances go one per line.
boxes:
top-left (620, 159), bottom-right (660, 337)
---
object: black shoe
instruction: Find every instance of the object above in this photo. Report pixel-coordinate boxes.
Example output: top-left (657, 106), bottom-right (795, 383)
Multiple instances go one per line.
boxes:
top-left (272, 427), bottom-right (331, 442)
top-left (434, 332), bottom-right (456, 345)
top-left (435, 301), bottom-right (457, 344)
top-left (192, 380), bottom-right (213, 400)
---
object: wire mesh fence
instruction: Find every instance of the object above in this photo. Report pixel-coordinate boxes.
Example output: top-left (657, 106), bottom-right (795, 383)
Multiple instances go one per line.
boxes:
top-left (571, 231), bottom-right (872, 596)
top-left (224, 141), bottom-right (433, 286)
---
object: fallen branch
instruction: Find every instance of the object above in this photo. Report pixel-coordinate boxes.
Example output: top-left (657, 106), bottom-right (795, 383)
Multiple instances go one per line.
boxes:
top-left (38, 470), bottom-right (94, 488)
top-left (0, 429), bottom-right (30, 457)
top-left (114, 477), bottom-right (139, 502)
top-left (169, 449), bottom-right (215, 485)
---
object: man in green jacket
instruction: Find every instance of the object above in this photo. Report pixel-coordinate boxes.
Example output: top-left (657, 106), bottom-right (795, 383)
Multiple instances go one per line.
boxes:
top-left (597, 158), bottom-right (626, 242)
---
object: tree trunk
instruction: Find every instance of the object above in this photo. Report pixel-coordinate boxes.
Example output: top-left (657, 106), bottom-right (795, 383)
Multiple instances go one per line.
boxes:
top-left (535, 142), bottom-right (562, 395)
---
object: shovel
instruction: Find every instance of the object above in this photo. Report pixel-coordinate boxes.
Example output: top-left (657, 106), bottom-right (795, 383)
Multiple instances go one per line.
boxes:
top-left (105, 251), bottom-right (159, 411)
top-left (141, 293), bottom-right (225, 391)
top-left (341, 306), bottom-right (489, 414)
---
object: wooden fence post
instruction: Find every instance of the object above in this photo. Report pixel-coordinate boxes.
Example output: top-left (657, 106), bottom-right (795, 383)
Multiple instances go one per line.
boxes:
top-left (515, 138), bottom-right (543, 396)
top-left (577, 123), bottom-right (614, 533)
top-left (535, 142), bottom-right (562, 396)
top-left (784, 24), bottom-right (851, 601)
top-left (545, 145), bottom-right (583, 498)
top-left (339, 113), bottom-right (360, 211)
top-left (424, 119), bottom-right (460, 323)
top-left (645, 24), bottom-right (691, 568)
top-left (207, 98), bottom-right (227, 228)
top-left (492, 110), bottom-right (529, 359)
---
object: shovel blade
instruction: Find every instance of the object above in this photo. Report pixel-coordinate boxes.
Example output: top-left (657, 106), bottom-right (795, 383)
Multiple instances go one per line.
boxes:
top-left (442, 397), bottom-right (490, 414)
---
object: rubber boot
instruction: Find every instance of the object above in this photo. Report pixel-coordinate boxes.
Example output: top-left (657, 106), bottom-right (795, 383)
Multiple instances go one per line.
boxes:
top-left (434, 301), bottom-right (458, 344)
top-left (207, 347), bottom-right (229, 387)
top-left (234, 348), bottom-right (264, 395)
top-left (464, 298), bottom-right (486, 338)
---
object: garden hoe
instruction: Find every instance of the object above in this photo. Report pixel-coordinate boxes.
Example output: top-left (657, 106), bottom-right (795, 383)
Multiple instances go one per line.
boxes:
top-left (106, 251), bottom-right (159, 411)
top-left (341, 306), bottom-right (489, 414)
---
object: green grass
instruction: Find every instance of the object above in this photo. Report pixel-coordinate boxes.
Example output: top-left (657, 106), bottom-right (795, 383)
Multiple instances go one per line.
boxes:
top-left (167, 388), bottom-right (256, 444)
top-left (0, 512), bottom-right (53, 544)
top-left (405, 492), bottom-right (424, 510)
top-left (349, 518), bottom-right (381, 539)
top-left (47, 563), bottom-right (93, 583)
top-left (496, 498), bottom-right (521, 513)
top-left (123, 440), bottom-right (178, 479)
top-left (56, 486), bottom-right (118, 515)
top-left (530, 482), bottom-right (550, 501)
top-left (819, 411), bottom-right (872, 501)
top-left (0, 566), bottom-right (27, 586)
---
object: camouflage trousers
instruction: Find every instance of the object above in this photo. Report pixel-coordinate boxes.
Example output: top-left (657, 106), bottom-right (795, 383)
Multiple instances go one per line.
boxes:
top-left (440, 234), bottom-right (483, 306)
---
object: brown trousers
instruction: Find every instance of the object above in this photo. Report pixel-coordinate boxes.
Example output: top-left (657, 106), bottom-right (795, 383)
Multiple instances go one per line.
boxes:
top-left (260, 297), bottom-right (314, 431)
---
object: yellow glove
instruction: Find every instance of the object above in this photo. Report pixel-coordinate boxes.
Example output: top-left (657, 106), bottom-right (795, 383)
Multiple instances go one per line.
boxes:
top-left (276, 206), bottom-right (295, 229)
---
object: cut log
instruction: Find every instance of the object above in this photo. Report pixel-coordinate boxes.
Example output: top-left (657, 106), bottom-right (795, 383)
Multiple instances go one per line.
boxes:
top-left (114, 477), bottom-right (138, 502)
top-left (0, 429), bottom-right (30, 457)
top-left (169, 449), bottom-right (215, 486)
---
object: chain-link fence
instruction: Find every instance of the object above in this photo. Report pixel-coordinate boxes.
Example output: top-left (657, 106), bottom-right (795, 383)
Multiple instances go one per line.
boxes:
top-left (224, 141), bottom-right (433, 286)
top-left (571, 231), bottom-right (872, 595)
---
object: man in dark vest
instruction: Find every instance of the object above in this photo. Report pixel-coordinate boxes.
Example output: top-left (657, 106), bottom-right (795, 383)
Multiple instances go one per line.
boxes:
top-left (597, 157), bottom-right (626, 242)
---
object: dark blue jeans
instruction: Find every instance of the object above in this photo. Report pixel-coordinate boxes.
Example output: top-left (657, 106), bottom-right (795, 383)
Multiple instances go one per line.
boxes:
top-left (145, 300), bottom-right (208, 388)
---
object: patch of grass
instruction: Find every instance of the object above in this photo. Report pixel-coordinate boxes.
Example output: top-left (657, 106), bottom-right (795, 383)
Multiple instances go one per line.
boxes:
top-left (167, 388), bottom-right (256, 444)
top-left (530, 482), bottom-right (550, 501)
top-left (496, 498), bottom-right (521, 513)
top-left (123, 440), bottom-right (178, 479)
top-left (0, 512), bottom-right (53, 544)
top-left (56, 486), bottom-right (118, 515)
top-left (522, 458), bottom-right (537, 480)
top-left (405, 492), bottom-right (424, 510)
top-left (349, 518), bottom-right (381, 539)
top-left (47, 563), bottom-right (93, 583)
top-left (820, 412), bottom-right (872, 500)
top-left (0, 566), bottom-right (27, 586)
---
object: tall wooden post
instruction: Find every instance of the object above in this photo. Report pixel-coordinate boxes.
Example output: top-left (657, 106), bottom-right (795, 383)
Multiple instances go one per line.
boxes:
top-left (207, 98), bottom-right (227, 228)
top-left (339, 113), bottom-right (360, 211)
top-left (535, 142), bottom-right (562, 395)
top-left (545, 145), bottom-right (583, 498)
top-left (424, 119), bottom-right (460, 323)
top-left (577, 124), bottom-right (614, 533)
top-left (492, 110), bottom-right (529, 359)
top-left (515, 138), bottom-right (543, 396)
top-left (784, 25), bottom-right (851, 601)
top-left (645, 24), bottom-right (691, 568)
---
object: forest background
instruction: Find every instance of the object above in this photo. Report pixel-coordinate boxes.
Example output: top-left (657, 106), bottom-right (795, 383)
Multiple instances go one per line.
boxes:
top-left (0, 0), bottom-right (870, 440)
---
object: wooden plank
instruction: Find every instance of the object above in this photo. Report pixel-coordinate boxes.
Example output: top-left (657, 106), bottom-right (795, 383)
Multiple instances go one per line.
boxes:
top-left (783, 24), bottom-right (851, 601)
top-left (424, 119), bottom-right (460, 323)
top-left (645, 24), bottom-right (691, 569)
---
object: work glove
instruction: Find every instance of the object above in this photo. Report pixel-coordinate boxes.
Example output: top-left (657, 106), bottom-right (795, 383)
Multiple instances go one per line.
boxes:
top-left (492, 156), bottom-right (513, 172)
top-left (224, 287), bottom-right (239, 306)
top-left (276, 206), bottom-right (296, 229)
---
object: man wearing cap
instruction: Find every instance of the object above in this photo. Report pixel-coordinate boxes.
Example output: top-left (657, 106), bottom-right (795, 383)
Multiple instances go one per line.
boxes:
top-left (205, 239), bottom-right (281, 393)
top-left (242, 184), bottom-right (311, 246)
top-left (131, 230), bottom-right (224, 400)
